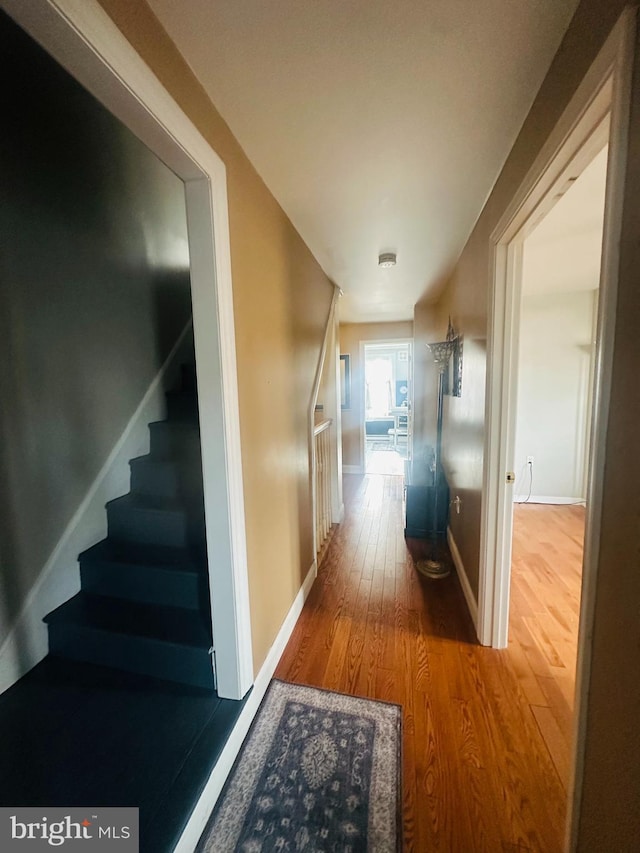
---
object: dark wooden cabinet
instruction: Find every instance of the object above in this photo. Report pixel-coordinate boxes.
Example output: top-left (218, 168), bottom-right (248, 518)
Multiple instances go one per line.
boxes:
top-left (404, 459), bottom-right (449, 538)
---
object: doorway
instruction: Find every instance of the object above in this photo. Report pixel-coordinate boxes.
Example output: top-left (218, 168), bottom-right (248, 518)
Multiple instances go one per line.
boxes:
top-left (362, 341), bottom-right (412, 475)
top-left (6, 0), bottom-right (253, 701)
top-left (480, 9), bottom-right (636, 841)
top-left (508, 144), bottom-right (608, 788)
top-left (479, 22), bottom-right (630, 648)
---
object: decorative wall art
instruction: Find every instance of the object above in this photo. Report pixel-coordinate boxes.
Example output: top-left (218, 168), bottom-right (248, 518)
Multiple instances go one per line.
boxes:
top-left (446, 317), bottom-right (463, 397)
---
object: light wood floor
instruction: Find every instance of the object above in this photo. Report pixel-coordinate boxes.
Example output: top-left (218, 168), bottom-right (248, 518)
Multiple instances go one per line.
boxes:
top-left (365, 437), bottom-right (406, 475)
top-left (276, 475), bottom-right (584, 852)
top-left (510, 502), bottom-right (584, 795)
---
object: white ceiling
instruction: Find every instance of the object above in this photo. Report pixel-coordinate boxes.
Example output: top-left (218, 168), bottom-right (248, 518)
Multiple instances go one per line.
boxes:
top-left (523, 146), bottom-right (608, 296)
top-left (148, 0), bottom-right (581, 322)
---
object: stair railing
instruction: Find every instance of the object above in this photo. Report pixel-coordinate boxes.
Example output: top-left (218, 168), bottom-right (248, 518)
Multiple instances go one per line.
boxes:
top-left (313, 418), bottom-right (333, 555)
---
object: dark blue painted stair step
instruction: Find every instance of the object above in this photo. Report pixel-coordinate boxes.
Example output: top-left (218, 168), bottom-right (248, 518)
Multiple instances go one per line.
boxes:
top-left (129, 455), bottom-right (203, 500)
top-left (148, 420), bottom-right (200, 460)
top-left (165, 389), bottom-right (198, 422)
top-left (79, 539), bottom-right (203, 610)
top-left (45, 593), bottom-right (214, 689)
top-left (45, 592), bottom-right (211, 645)
top-left (180, 362), bottom-right (197, 392)
top-left (107, 494), bottom-right (191, 548)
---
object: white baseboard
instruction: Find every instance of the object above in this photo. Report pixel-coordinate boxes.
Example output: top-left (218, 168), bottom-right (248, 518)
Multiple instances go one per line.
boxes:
top-left (447, 527), bottom-right (478, 633)
top-left (514, 495), bottom-right (586, 505)
top-left (342, 465), bottom-right (363, 474)
top-left (173, 559), bottom-right (317, 853)
top-left (0, 321), bottom-right (193, 696)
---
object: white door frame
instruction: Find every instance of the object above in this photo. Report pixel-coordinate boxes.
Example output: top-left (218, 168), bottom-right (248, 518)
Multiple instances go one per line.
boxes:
top-left (479, 7), bottom-right (635, 652)
top-left (2, 0), bottom-right (254, 699)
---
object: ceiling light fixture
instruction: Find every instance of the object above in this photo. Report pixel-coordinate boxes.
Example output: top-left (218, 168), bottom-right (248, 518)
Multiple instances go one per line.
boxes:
top-left (378, 252), bottom-right (397, 268)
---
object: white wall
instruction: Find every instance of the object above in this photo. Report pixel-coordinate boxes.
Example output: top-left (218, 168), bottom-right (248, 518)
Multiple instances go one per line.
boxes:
top-left (514, 290), bottom-right (597, 502)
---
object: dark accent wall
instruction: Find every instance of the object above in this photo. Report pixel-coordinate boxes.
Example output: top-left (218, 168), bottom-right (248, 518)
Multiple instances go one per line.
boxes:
top-left (96, 0), bottom-right (336, 673)
top-left (0, 10), bottom-right (192, 647)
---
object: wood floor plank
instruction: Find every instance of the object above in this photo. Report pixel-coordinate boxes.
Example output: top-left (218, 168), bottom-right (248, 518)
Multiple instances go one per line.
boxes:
top-left (507, 637), bottom-right (548, 706)
top-left (531, 704), bottom-right (572, 792)
top-left (510, 503), bottom-right (584, 795)
top-left (322, 616), bottom-right (353, 689)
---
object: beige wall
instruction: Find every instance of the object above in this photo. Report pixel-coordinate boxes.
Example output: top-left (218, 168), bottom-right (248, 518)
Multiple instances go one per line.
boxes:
top-left (514, 290), bottom-right (596, 501)
top-left (339, 322), bottom-right (413, 469)
top-left (97, 0), bottom-right (334, 675)
top-left (415, 0), bottom-right (639, 848)
top-left (414, 0), bottom-right (629, 597)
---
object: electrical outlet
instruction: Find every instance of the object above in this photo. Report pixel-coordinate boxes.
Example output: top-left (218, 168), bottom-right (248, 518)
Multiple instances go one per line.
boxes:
top-left (527, 456), bottom-right (534, 464)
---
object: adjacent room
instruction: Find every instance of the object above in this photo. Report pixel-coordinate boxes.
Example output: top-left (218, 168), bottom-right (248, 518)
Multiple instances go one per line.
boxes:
top-left (509, 143), bottom-right (608, 791)
top-left (363, 341), bottom-right (412, 475)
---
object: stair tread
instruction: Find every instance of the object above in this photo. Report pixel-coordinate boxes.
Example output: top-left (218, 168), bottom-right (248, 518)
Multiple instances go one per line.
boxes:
top-left (45, 593), bottom-right (211, 647)
top-left (129, 454), bottom-right (176, 467)
top-left (79, 539), bottom-right (201, 572)
top-left (165, 389), bottom-right (197, 400)
top-left (107, 492), bottom-right (187, 513)
top-left (148, 419), bottom-right (199, 432)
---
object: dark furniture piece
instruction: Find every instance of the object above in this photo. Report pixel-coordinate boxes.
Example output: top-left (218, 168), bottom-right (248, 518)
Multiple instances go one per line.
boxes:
top-left (404, 457), bottom-right (449, 538)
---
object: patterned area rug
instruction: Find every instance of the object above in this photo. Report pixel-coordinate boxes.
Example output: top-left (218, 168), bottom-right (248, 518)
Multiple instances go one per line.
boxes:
top-left (197, 680), bottom-right (402, 852)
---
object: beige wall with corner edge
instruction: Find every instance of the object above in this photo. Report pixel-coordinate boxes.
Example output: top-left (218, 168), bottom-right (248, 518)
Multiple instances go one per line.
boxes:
top-left (413, 1), bottom-right (640, 848)
top-left (513, 290), bottom-right (597, 502)
top-left (96, 0), bottom-right (334, 677)
top-left (339, 322), bottom-right (413, 471)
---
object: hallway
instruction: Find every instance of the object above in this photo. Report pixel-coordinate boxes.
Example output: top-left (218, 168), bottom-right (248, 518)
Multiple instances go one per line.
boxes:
top-left (276, 474), bottom-right (567, 852)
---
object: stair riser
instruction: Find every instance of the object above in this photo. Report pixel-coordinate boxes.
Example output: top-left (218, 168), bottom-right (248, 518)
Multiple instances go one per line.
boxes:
top-left (130, 461), bottom-right (180, 500)
top-left (166, 394), bottom-right (199, 422)
top-left (149, 424), bottom-right (201, 460)
top-left (107, 504), bottom-right (188, 549)
top-left (180, 363), bottom-right (197, 392)
top-left (130, 461), bottom-right (204, 501)
top-left (48, 624), bottom-right (214, 689)
top-left (80, 561), bottom-right (201, 610)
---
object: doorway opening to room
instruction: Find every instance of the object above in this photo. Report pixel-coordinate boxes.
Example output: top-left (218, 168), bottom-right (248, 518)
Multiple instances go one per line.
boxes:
top-left (480, 12), bottom-right (637, 828)
top-left (362, 341), bottom-right (412, 475)
top-left (508, 142), bottom-right (607, 792)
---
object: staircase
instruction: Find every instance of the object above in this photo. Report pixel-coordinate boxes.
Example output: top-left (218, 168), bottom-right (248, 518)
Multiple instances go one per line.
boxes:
top-left (44, 364), bottom-right (216, 690)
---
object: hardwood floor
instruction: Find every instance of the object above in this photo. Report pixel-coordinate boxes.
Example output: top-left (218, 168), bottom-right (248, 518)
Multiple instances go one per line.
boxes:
top-left (276, 474), bottom-right (583, 852)
top-left (365, 437), bottom-right (406, 475)
top-left (510, 502), bottom-right (585, 793)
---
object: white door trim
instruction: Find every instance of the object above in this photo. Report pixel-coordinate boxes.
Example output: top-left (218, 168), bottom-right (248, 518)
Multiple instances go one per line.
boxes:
top-left (2, 0), bottom-right (254, 699)
top-left (479, 8), bottom-right (635, 651)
